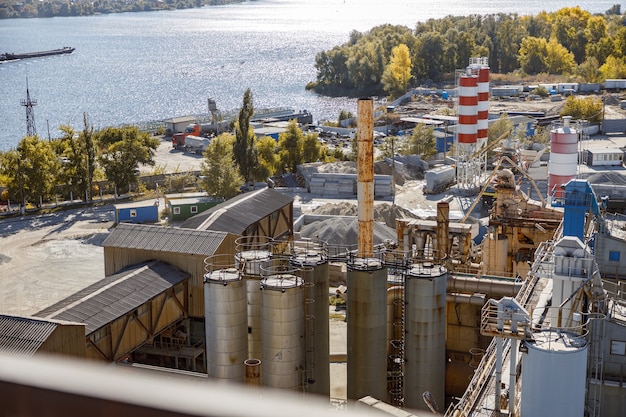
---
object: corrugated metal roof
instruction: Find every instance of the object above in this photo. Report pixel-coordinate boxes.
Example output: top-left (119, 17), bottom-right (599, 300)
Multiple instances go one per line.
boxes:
top-left (0, 315), bottom-right (59, 357)
top-left (181, 188), bottom-right (293, 233)
top-left (36, 261), bottom-right (189, 334)
top-left (102, 223), bottom-right (228, 255)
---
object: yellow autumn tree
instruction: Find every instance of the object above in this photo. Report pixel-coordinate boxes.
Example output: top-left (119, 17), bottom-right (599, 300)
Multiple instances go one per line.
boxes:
top-left (382, 43), bottom-right (412, 99)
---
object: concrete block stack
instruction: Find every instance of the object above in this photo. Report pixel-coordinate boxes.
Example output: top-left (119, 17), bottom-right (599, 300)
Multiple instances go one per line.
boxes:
top-left (308, 173), bottom-right (393, 198)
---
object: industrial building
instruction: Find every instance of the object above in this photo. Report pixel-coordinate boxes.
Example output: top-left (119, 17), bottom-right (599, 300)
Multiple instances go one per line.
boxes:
top-left (3, 58), bottom-right (626, 417)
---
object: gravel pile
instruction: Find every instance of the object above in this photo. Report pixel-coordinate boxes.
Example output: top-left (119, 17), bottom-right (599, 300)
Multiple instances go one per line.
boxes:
top-left (311, 201), bottom-right (416, 228)
top-left (298, 216), bottom-right (397, 247)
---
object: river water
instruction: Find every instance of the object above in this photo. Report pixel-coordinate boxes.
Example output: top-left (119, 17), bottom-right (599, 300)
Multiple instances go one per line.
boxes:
top-left (0, 0), bottom-right (619, 150)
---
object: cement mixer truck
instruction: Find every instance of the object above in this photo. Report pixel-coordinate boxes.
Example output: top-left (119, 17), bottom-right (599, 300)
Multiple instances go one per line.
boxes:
top-left (183, 135), bottom-right (211, 154)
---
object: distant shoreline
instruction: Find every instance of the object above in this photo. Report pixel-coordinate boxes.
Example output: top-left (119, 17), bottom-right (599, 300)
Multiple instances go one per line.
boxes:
top-left (0, 0), bottom-right (245, 19)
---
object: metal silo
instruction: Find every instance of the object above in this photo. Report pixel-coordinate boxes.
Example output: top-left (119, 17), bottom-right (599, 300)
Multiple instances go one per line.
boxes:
top-left (235, 236), bottom-right (273, 361)
top-left (520, 329), bottom-right (587, 417)
top-left (548, 116), bottom-right (579, 201)
top-left (260, 265), bottom-right (304, 391)
top-left (204, 255), bottom-right (248, 382)
top-left (346, 256), bottom-right (388, 402)
top-left (290, 239), bottom-right (330, 397)
top-left (404, 261), bottom-right (447, 412)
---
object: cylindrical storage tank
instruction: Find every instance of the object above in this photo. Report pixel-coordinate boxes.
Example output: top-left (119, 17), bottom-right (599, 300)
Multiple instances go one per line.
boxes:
top-left (347, 257), bottom-right (388, 402)
top-left (475, 60), bottom-right (490, 150)
top-left (404, 262), bottom-right (447, 412)
top-left (204, 267), bottom-right (248, 382)
top-left (457, 72), bottom-right (478, 154)
top-left (521, 330), bottom-right (587, 417)
top-left (290, 243), bottom-right (330, 397)
top-left (261, 272), bottom-right (304, 391)
top-left (548, 117), bottom-right (578, 200)
top-left (236, 247), bottom-right (273, 361)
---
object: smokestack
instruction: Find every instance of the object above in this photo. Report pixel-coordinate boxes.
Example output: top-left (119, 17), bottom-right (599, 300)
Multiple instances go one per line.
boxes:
top-left (357, 98), bottom-right (374, 258)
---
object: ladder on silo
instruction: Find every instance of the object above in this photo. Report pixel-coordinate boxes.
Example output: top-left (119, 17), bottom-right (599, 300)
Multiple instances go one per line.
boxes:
top-left (586, 314), bottom-right (605, 417)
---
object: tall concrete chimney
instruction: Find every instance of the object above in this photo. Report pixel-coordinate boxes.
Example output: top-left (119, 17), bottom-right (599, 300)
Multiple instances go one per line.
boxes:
top-left (357, 98), bottom-right (374, 258)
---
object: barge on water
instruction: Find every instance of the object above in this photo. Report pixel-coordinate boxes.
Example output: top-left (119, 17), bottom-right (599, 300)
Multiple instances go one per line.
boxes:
top-left (0, 47), bottom-right (75, 62)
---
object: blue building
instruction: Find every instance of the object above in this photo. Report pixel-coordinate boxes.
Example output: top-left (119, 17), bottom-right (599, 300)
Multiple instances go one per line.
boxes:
top-left (114, 201), bottom-right (159, 224)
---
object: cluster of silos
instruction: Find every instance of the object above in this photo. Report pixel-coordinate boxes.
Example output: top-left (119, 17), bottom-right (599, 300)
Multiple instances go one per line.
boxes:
top-left (470, 57), bottom-right (490, 150)
top-left (456, 57), bottom-right (489, 190)
top-left (548, 116), bottom-right (579, 201)
top-left (204, 236), bottom-right (331, 395)
top-left (457, 69), bottom-right (479, 156)
top-left (289, 240), bottom-right (330, 396)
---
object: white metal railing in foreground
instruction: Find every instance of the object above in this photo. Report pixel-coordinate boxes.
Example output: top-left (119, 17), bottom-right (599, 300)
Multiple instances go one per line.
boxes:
top-left (0, 353), bottom-right (369, 417)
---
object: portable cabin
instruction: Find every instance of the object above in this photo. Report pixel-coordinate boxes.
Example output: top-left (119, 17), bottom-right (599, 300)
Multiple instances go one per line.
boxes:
top-left (584, 148), bottom-right (624, 167)
top-left (114, 200), bottom-right (159, 224)
top-left (168, 196), bottom-right (222, 222)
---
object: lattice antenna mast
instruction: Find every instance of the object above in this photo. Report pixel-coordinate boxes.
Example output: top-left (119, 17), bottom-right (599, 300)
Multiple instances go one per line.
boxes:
top-left (21, 78), bottom-right (37, 137)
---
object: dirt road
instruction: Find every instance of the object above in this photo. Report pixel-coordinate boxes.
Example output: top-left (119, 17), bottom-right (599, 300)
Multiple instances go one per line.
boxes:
top-left (0, 206), bottom-right (113, 316)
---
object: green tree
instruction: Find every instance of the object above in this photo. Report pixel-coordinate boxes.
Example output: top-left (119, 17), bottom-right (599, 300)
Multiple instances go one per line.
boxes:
top-left (96, 126), bottom-right (159, 194)
top-left (600, 55), bottom-right (626, 79)
top-left (200, 133), bottom-right (242, 199)
top-left (550, 6), bottom-right (590, 64)
top-left (58, 114), bottom-right (97, 201)
top-left (546, 38), bottom-right (576, 74)
top-left (518, 36), bottom-right (548, 74)
top-left (494, 14), bottom-right (527, 73)
top-left (0, 136), bottom-right (59, 207)
top-left (585, 16), bottom-right (614, 64)
top-left (302, 132), bottom-right (322, 163)
top-left (561, 96), bottom-right (603, 123)
top-left (278, 120), bottom-right (304, 173)
top-left (382, 43), bottom-right (412, 99)
top-left (233, 88), bottom-right (257, 184)
top-left (254, 136), bottom-right (277, 181)
top-left (401, 124), bottom-right (437, 160)
top-left (576, 57), bottom-right (603, 83)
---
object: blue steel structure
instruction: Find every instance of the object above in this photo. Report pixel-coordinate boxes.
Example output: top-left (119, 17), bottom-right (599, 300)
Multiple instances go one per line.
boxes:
top-left (550, 179), bottom-right (603, 240)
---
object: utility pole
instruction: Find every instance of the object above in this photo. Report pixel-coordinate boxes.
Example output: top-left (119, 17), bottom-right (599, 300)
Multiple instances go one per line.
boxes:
top-left (21, 78), bottom-right (37, 137)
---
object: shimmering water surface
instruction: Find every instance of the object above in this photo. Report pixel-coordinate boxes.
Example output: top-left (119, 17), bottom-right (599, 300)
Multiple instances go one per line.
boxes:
top-left (0, 0), bottom-right (618, 149)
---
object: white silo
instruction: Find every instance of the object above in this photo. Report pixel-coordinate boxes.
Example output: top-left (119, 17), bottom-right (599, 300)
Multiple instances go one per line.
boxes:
top-left (235, 237), bottom-right (273, 361)
top-left (548, 116), bottom-right (579, 201)
top-left (404, 262), bottom-right (447, 412)
top-left (260, 268), bottom-right (304, 391)
top-left (204, 255), bottom-right (248, 382)
top-left (520, 329), bottom-right (587, 417)
top-left (290, 240), bottom-right (330, 397)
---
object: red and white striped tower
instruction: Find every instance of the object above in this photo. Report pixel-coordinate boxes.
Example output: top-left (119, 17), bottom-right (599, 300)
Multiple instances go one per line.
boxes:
top-left (457, 69), bottom-right (478, 156)
top-left (548, 116), bottom-right (579, 202)
top-left (470, 57), bottom-right (490, 150)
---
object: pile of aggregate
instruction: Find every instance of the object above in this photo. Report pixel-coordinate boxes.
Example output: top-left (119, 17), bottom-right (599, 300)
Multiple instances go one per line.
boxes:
top-left (311, 201), bottom-right (416, 228)
top-left (298, 216), bottom-right (397, 247)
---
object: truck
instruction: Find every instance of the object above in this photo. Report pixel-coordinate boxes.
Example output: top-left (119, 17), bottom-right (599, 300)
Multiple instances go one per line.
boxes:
top-left (184, 135), bottom-right (211, 154)
top-left (172, 124), bottom-right (201, 150)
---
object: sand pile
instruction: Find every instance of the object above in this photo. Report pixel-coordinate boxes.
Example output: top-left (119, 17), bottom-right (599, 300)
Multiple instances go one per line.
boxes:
top-left (298, 216), bottom-right (397, 247)
top-left (311, 201), bottom-right (416, 229)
